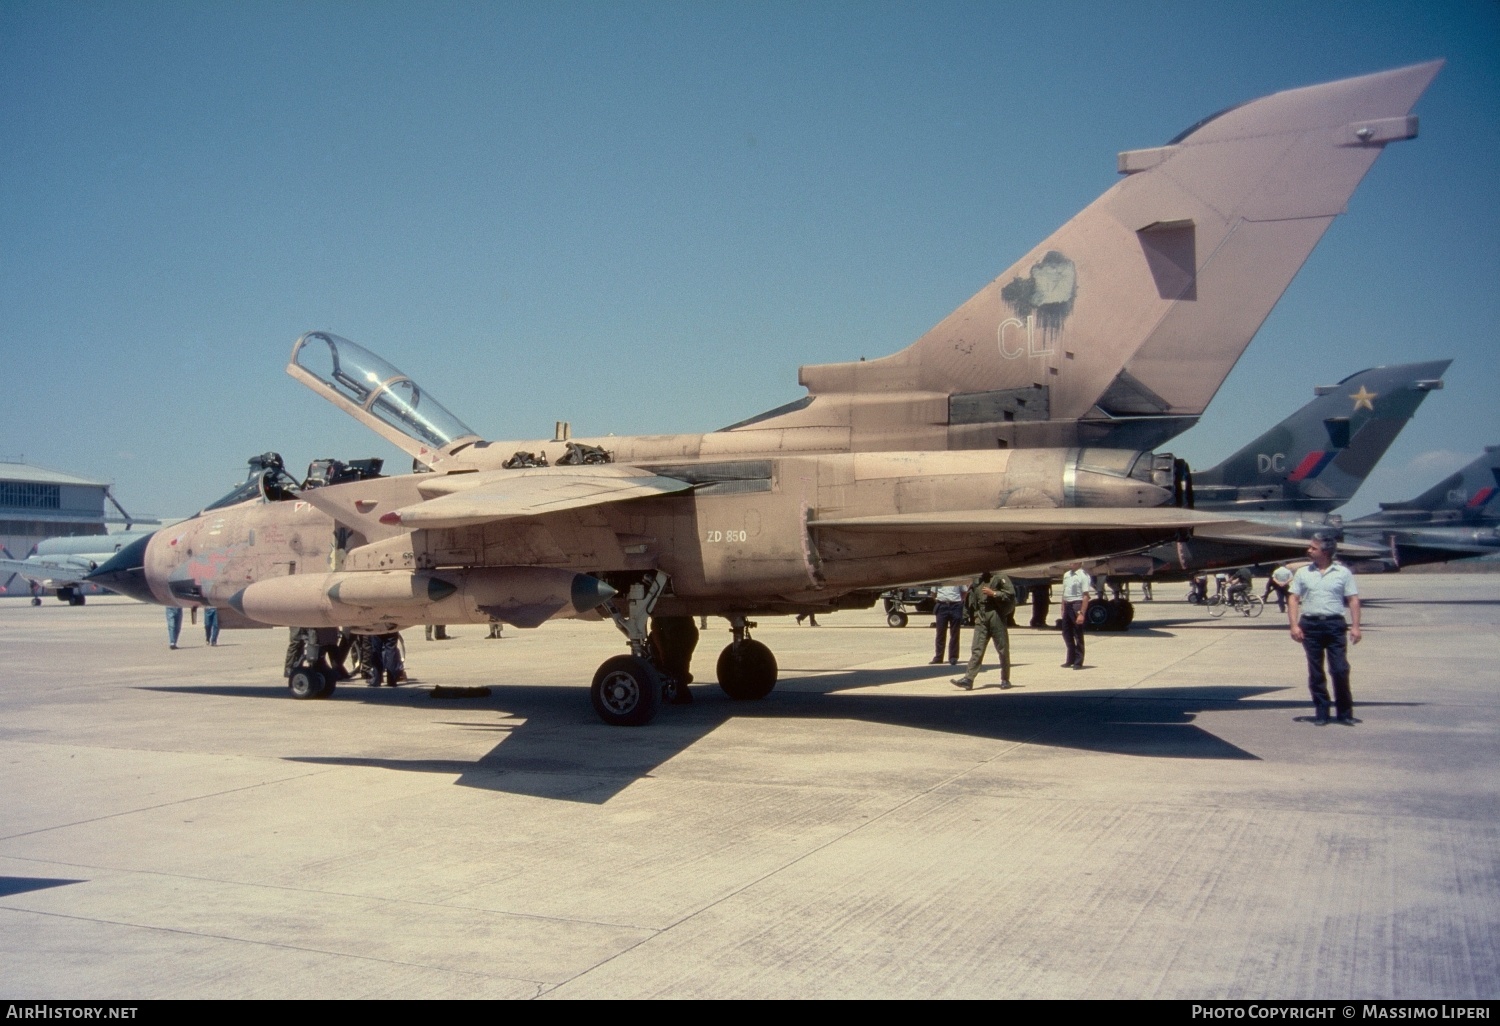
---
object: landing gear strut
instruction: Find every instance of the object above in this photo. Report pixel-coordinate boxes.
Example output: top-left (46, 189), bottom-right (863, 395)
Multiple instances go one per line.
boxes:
top-left (716, 616), bottom-right (777, 701)
top-left (596, 572), bottom-right (669, 726)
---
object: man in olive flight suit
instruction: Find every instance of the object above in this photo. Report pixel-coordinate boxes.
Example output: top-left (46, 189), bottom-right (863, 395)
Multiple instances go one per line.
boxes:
top-left (951, 570), bottom-right (1016, 690)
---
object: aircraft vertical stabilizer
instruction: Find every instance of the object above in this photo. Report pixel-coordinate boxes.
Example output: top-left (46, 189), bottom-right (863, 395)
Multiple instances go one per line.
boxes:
top-left (1190, 359), bottom-right (1450, 513)
top-left (753, 62), bottom-right (1441, 452)
top-left (1373, 446), bottom-right (1500, 516)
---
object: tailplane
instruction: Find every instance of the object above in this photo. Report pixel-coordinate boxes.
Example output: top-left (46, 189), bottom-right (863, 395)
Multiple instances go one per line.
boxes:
top-left (736, 61), bottom-right (1441, 453)
top-left (1191, 360), bottom-right (1450, 513)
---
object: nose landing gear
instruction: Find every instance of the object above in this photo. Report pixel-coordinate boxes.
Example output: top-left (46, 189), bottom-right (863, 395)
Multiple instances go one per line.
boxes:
top-left (594, 572), bottom-right (670, 726)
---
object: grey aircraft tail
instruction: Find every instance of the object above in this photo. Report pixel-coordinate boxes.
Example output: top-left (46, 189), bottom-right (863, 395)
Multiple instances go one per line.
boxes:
top-left (1365, 446), bottom-right (1500, 519)
top-left (1190, 360), bottom-right (1450, 514)
top-left (737, 61), bottom-right (1441, 453)
top-left (1336, 447), bottom-right (1500, 572)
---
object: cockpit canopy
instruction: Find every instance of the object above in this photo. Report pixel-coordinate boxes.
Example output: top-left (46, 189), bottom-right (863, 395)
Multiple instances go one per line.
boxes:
top-left (288, 331), bottom-right (479, 456)
top-left (199, 452), bottom-right (301, 514)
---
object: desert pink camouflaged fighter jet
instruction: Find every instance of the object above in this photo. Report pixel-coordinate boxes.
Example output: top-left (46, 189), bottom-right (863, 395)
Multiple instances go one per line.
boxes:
top-left (91, 62), bottom-right (1439, 725)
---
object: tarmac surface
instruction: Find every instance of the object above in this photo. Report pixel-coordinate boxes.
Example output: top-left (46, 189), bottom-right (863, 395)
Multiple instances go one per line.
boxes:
top-left (1, 575), bottom-right (1496, 999)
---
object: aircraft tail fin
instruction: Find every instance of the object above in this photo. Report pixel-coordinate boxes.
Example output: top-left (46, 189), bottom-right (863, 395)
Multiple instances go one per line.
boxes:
top-left (1191, 360), bottom-right (1450, 513)
top-left (741, 62), bottom-right (1441, 452)
top-left (1378, 446), bottom-right (1500, 515)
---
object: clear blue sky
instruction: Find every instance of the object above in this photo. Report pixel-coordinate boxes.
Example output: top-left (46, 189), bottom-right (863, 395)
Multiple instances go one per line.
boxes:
top-left (3, 0), bottom-right (1496, 519)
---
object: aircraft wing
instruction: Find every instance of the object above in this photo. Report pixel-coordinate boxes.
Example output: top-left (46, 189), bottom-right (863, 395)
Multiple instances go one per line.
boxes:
top-left (0, 555), bottom-right (94, 587)
top-left (810, 508), bottom-right (1239, 532)
top-left (379, 465), bottom-right (696, 530)
top-left (1188, 525), bottom-right (1387, 560)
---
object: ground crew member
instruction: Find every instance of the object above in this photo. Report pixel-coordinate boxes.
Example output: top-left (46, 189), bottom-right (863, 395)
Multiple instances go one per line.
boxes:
top-left (950, 571), bottom-right (1015, 690)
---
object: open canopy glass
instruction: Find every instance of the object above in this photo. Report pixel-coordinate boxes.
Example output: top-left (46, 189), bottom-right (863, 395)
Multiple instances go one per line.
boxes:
top-left (288, 331), bottom-right (479, 455)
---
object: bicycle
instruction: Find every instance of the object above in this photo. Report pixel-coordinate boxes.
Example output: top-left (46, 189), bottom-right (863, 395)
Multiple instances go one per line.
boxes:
top-left (1206, 582), bottom-right (1264, 618)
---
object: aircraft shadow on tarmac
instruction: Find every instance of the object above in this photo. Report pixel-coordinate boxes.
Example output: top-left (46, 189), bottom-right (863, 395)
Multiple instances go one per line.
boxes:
top-left (1360, 596), bottom-right (1500, 607)
top-left (0, 877), bottom-right (85, 897)
top-left (1131, 617), bottom-right (1292, 632)
top-left (252, 672), bottom-right (1347, 804)
top-left (144, 674), bottom-right (1419, 805)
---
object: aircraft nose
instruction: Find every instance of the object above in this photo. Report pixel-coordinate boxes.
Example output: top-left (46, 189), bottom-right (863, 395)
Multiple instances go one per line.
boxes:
top-left (85, 531), bottom-right (158, 604)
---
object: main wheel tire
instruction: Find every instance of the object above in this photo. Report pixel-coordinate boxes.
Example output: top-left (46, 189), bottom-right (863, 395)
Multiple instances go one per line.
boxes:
top-left (318, 673), bottom-right (338, 697)
top-left (1117, 601), bottom-right (1135, 629)
top-left (717, 639), bottom-right (778, 700)
top-left (288, 668), bottom-right (326, 700)
top-left (1085, 602), bottom-right (1112, 629)
top-left (887, 610), bottom-right (908, 628)
top-left (1243, 594), bottom-right (1265, 618)
top-left (591, 655), bottom-right (662, 726)
top-left (1098, 600), bottom-right (1126, 630)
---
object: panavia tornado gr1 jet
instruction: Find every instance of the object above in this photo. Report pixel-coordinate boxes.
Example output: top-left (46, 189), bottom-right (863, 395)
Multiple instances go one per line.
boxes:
top-left (1336, 446), bottom-right (1500, 572)
top-left (91, 62), bottom-right (1439, 725)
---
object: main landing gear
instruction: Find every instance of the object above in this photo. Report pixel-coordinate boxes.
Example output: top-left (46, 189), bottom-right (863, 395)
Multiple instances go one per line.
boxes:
top-left (593, 573), bottom-right (780, 726)
top-left (716, 617), bottom-right (777, 700)
top-left (1085, 599), bottom-right (1134, 631)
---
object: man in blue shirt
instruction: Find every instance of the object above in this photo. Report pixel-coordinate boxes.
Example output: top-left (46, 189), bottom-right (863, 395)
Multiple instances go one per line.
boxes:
top-left (1288, 532), bottom-right (1362, 725)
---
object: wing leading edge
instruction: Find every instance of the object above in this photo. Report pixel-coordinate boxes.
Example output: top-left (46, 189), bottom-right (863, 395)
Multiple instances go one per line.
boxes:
top-left (300, 464), bottom-right (696, 532)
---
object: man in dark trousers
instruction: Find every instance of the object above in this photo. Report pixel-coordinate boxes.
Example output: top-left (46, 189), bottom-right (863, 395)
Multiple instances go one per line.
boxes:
top-left (950, 571), bottom-right (1016, 690)
top-left (1288, 533), bottom-right (1361, 725)
top-left (1059, 561), bottom-right (1092, 669)
top-left (1028, 581), bottom-right (1051, 629)
top-left (930, 582), bottom-right (966, 665)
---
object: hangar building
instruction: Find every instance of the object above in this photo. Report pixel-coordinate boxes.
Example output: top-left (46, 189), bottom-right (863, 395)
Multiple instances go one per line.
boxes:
top-left (0, 461), bottom-right (113, 595)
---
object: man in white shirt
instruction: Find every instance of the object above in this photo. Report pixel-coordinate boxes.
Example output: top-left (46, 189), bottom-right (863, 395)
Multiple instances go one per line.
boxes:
top-left (1288, 532), bottom-right (1362, 725)
top-left (930, 582), bottom-right (966, 665)
top-left (1059, 562), bottom-right (1092, 669)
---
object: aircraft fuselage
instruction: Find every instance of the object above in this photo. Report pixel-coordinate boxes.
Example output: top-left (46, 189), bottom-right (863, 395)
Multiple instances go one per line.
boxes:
top-left (132, 447), bottom-right (1184, 628)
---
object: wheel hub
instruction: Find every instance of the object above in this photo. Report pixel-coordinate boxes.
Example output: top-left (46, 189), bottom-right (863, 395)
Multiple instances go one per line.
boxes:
top-left (601, 672), bottom-right (640, 713)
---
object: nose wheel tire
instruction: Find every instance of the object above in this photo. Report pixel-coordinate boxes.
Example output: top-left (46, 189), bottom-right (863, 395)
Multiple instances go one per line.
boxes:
top-left (591, 655), bottom-right (662, 726)
top-left (288, 668), bottom-right (327, 700)
top-left (717, 639), bottom-right (778, 700)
